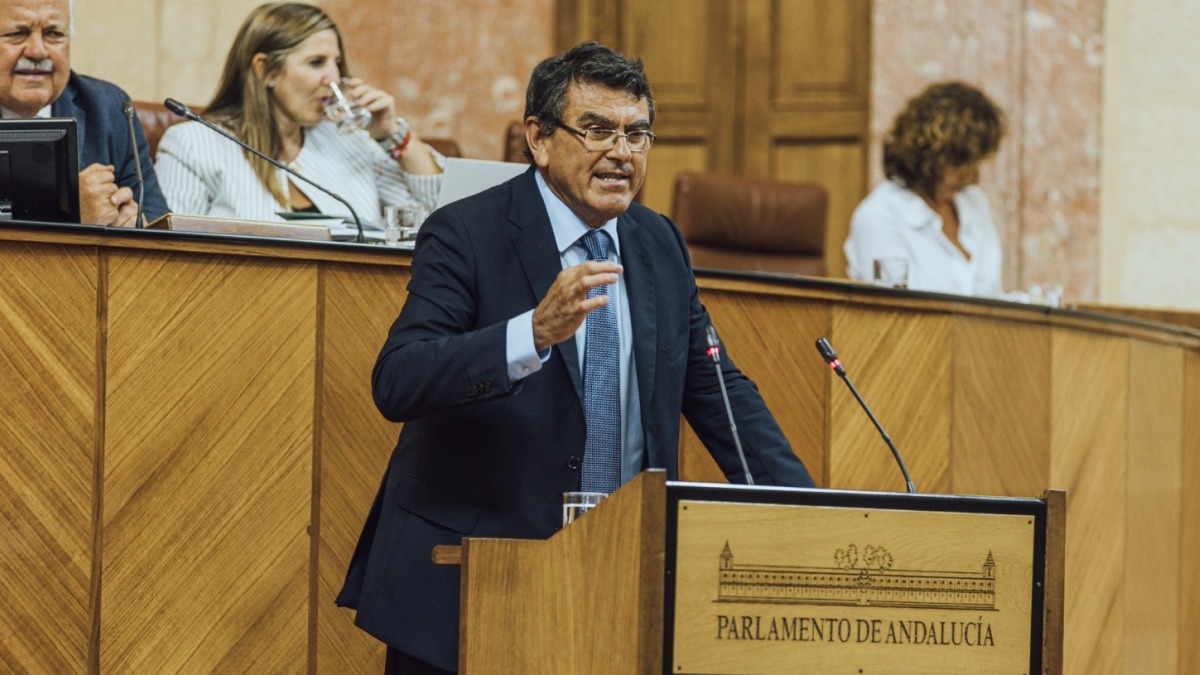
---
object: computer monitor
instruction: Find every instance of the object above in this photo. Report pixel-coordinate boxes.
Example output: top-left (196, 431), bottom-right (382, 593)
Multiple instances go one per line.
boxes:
top-left (0, 118), bottom-right (80, 223)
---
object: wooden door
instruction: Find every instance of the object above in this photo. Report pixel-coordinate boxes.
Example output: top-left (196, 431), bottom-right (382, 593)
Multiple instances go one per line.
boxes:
top-left (558, 0), bottom-right (870, 277)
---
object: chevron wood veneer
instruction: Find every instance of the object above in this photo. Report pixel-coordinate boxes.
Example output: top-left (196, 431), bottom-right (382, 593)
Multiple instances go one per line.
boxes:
top-left (1125, 340), bottom-right (1183, 674)
top-left (951, 317), bottom-right (1051, 497)
top-left (828, 305), bottom-right (952, 493)
top-left (1052, 331), bottom-right (1128, 675)
top-left (316, 263), bottom-right (411, 674)
top-left (1, 224), bottom-right (1199, 673)
top-left (1182, 350), bottom-right (1200, 674)
top-left (0, 242), bottom-right (96, 674)
top-left (102, 251), bottom-right (317, 672)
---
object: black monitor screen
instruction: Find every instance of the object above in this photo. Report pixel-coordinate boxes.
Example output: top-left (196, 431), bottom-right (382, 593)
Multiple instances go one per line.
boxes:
top-left (0, 118), bottom-right (80, 223)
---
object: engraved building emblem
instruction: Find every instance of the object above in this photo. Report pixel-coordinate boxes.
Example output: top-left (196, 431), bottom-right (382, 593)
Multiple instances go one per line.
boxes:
top-left (717, 542), bottom-right (997, 611)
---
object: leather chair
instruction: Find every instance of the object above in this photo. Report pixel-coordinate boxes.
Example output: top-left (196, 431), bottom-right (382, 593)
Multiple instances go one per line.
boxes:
top-left (134, 100), bottom-right (188, 161)
top-left (132, 100), bottom-right (461, 161)
top-left (670, 171), bottom-right (828, 276)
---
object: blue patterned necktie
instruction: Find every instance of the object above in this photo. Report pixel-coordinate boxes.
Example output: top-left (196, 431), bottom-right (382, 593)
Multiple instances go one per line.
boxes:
top-left (580, 229), bottom-right (622, 494)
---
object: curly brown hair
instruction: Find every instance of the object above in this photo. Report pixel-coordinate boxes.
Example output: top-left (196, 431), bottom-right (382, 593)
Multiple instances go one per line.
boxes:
top-left (882, 82), bottom-right (1005, 200)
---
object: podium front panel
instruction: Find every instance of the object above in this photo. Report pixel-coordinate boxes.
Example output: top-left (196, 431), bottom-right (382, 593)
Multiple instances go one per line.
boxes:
top-left (664, 485), bottom-right (1047, 675)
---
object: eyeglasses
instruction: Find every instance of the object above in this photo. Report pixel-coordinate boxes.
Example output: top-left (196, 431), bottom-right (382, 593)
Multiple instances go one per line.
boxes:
top-left (555, 121), bottom-right (656, 152)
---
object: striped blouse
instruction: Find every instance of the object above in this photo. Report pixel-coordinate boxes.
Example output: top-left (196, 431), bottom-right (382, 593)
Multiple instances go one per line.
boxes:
top-left (154, 120), bottom-right (442, 230)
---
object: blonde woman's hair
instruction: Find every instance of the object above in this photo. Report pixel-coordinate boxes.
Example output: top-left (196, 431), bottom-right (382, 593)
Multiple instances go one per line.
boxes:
top-left (204, 3), bottom-right (349, 206)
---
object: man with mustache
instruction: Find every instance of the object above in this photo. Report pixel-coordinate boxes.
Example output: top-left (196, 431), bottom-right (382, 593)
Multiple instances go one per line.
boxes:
top-left (337, 41), bottom-right (814, 674)
top-left (0, 0), bottom-right (167, 226)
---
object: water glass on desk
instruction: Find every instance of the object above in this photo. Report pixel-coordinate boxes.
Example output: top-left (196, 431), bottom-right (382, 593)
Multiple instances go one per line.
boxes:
top-left (382, 205), bottom-right (421, 247)
top-left (872, 258), bottom-right (909, 289)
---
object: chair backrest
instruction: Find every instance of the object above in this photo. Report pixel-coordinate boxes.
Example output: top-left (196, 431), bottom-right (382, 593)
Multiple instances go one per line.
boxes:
top-left (670, 171), bottom-right (828, 276)
top-left (134, 100), bottom-right (189, 162)
top-left (133, 100), bottom-right (462, 162)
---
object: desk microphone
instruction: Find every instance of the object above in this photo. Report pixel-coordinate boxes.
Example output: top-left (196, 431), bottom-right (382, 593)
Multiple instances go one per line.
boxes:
top-left (121, 100), bottom-right (145, 228)
top-left (162, 98), bottom-right (365, 243)
top-left (706, 325), bottom-right (754, 486)
top-left (814, 337), bottom-right (916, 493)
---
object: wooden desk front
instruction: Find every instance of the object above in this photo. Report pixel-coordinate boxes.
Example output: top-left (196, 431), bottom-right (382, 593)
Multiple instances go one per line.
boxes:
top-left (0, 222), bottom-right (1195, 674)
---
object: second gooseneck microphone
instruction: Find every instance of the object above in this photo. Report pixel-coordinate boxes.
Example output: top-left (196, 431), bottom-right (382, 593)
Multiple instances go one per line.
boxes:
top-left (815, 337), bottom-right (916, 494)
top-left (162, 98), bottom-right (366, 243)
top-left (121, 100), bottom-right (145, 228)
top-left (706, 325), bottom-right (754, 486)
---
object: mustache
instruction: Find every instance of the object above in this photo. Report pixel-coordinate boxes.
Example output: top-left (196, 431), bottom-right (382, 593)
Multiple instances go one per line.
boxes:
top-left (14, 58), bottom-right (54, 73)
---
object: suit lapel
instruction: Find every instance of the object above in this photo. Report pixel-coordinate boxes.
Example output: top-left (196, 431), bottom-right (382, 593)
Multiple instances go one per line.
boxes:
top-left (508, 169), bottom-right (584, 402)
top-left (51, 73), bottom-right (85, 159)
top-left (618, 212), bottom-right (657, 424)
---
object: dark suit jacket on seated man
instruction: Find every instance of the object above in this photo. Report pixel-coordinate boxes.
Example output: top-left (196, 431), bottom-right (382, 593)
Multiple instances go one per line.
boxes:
top-left (0, 0), bottom-right (168, 226)
top-left (337, 41), bottom-right (814, 674)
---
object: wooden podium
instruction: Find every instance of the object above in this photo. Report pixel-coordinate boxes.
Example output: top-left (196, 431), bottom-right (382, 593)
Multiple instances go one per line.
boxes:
top-left (458, 470), bottom-right (1064, 674)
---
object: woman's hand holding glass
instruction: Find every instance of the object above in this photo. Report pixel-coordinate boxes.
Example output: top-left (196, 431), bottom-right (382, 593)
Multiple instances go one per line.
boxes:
top-left (328, 77), bottom-right (441, 175)
top-left (331, 77), bottom-right (398, 140)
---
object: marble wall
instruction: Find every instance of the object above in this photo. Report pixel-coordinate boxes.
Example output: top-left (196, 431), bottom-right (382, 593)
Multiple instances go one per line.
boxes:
top-left (871, 0), bottom-right (1104, 302)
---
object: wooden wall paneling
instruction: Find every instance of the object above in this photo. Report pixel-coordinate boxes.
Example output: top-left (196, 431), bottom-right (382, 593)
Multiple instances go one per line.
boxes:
top-left (1181, 349), bottom-right (1200, 674)
top-left (316, 263), bottom-right (412, 674)
top-left (101, 251), bottom-right (316, 673)
top-left (1124, 341), bottom-right (1182, 674)
top-left (773, 141), bottom-right (866, 279)
top-left (0, 243), bottom-right (97, 674)
top-left (950, 316), bottom-right (1051, 497)
top-left (743, 0), bottom-right (871, 280)
top-left (1049, 330), bottom-right (1128, 675)
top-left (678, 290), bottom-right (828, 486)
top-left (827, 305), bottom-right (951, 492)
top-left (555, 0), bottom-right (622, 52)
top-left (620, 0), bottom-right (739, 214)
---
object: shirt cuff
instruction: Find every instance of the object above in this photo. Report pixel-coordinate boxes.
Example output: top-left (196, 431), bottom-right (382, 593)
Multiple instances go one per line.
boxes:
top-left (507, 309), bottom-right (549, 382)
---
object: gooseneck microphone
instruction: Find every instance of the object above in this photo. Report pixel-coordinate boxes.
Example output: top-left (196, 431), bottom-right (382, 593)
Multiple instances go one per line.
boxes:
top-left (815, 337), bottom-right (916, 494)
top-left (121, 100), bottom-right (145, 228)
top-left (706, 325), bottom-right (754, 486)
top-left (163, 98), bottom-right (365, 243)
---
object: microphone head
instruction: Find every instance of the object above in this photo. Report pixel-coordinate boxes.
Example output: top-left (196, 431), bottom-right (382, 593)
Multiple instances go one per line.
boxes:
top-left (705, 325), bottom-right (721, 362)
top-left (815, 337), bottom-right (845, 375)
top-left (705, 324), bottom-right (720, 348)
top-left (122, 99), bottom-right (134, 117)
top-left (815, 337), bottom-right (838, 364)
top-left (163, 98), bottom-right (193, 118)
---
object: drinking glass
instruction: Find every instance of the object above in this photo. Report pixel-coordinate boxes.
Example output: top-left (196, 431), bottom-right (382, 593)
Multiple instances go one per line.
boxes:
top-left (872, 258), bottom-right (910, 289)
top-left (383, 204), bottom-right (422, 245)
top-left (562, 491), bottom-right (606, 526)
top-left (324, 79), bottom-right (372, 133)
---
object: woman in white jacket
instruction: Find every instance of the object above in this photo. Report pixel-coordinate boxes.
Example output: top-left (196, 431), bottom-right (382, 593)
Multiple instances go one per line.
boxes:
top-left (156, 2), bottom-right (442, 231)
top-left (845, 82), bottom-right (1006, 297)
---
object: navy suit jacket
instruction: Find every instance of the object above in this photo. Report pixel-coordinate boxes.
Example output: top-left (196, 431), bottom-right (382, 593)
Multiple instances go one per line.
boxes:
top-left (337, 167), bottom-right (813, 670)
top-left (51, 71), bottom-right (169, 222)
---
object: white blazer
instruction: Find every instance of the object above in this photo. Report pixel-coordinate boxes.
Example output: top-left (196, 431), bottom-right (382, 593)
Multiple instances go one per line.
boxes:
top-left (155, 120), bottom-right (441, 230)
top-left (844, 179), bottom-right (1003, 297)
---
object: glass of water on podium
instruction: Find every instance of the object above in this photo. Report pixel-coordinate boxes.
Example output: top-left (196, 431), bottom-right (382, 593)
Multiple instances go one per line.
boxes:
top-left (562, 491), bottom-right (606, 526)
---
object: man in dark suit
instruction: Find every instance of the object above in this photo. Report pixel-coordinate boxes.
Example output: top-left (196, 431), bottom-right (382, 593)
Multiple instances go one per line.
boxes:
top-left (0, 0), bottom-right (168, 226)
top-left (337, 42), bottom-right (814, 674)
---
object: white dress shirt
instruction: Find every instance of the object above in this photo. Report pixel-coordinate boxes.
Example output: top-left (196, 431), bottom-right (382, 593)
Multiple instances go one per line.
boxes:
top-left (505, 169), bottom-right (645, 483)
top-left (154, 119), bottom-right (441, 230)
top-left (844, 179), bottom-right (1003, 297)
